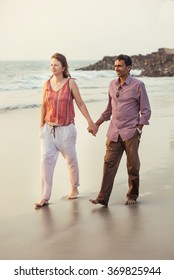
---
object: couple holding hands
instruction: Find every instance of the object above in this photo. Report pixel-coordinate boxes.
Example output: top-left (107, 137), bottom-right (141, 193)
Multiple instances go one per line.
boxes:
top-left (35, 53), bottom-right (151, 209)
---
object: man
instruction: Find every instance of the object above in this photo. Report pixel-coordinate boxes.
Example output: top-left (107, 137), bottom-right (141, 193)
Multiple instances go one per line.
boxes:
top-left (89, 54), bottom-right (151, 206)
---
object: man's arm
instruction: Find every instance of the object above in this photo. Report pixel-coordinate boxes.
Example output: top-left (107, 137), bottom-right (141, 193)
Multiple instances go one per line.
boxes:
top-left (90, 93), bottom-right (112, 135)
top-left (139, 82), bottom-right (151, 130)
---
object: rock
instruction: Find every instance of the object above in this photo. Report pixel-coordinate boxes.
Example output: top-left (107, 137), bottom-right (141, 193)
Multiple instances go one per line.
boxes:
top-left (76, 48), bottom-right (174, 77)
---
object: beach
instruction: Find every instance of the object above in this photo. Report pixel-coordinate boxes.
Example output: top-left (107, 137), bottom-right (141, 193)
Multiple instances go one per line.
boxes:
top-left (0, 95), bottom-right (174, 260)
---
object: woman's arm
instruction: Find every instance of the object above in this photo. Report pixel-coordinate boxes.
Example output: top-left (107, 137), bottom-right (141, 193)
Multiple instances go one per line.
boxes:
top-left (70, 79), bottom-right (97, 134)
top-left (40, 82), bottom-right (47, 127)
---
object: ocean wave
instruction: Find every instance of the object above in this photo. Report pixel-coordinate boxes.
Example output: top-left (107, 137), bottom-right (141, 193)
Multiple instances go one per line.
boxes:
top-left (0, 98), bottom-right (107, 112)
top-left (0, 103), bottom-right (40, 112)
top-left (0, 68), bottom-right (141, 92)
top-left (72, 70), bottom-right (116, 80)
top-left (0, 60), bottom-right (173, 113)
top-left (72, 69), bottom-right (142, 79)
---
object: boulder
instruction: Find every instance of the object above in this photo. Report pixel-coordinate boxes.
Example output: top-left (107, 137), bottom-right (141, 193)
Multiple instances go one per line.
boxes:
top-left (76, 48), bottom-right (174, 77)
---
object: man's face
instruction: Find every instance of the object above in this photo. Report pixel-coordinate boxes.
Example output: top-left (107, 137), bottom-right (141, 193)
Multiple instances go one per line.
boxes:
top-left (114, 59), bottom-right (131, 78)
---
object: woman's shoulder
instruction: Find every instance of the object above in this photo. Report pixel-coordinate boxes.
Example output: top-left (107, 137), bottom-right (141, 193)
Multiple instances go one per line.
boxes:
top-left (44, 77), bottom-right (51, 84)
top-left (69, 77), bottom-right (76, 84)
top-left (68, 77), bottom-right (77, 89)
top-left (43, 77), bottom-right (52, 89)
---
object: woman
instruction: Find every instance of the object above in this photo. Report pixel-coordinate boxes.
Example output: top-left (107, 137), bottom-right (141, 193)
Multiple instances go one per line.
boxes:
top-left (35, 53), bottom-right (96, 208)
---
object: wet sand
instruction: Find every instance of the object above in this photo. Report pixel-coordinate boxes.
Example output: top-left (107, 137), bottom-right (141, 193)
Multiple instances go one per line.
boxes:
top-left (0, 98), bottom-right (174, 260)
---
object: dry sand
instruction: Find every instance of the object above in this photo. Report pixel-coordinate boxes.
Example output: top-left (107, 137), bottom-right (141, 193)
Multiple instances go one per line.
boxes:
top-left (0, 98), bottom-right (174, 260)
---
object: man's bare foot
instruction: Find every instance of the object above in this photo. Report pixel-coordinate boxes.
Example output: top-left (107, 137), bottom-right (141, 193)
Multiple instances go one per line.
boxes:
top-left (68, 187), bottom-right (79, 199)
top-left (89, 199), bottom-right (108, 207)
top-left (35, 199), bottom-right (49, 209)
top-left (125, 199), bottom-right (136, 205)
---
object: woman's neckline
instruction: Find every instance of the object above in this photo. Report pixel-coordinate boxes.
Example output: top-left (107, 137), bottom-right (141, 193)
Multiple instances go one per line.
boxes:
top-left (49, 77), bottom-right (69, 92)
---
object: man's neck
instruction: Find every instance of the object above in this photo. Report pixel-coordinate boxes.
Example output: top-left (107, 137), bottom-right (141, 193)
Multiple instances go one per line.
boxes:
top-left (119, 74), bottom-right (129, 85)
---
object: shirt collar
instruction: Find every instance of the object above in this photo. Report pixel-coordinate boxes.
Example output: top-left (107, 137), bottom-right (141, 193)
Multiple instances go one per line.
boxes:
top-left (115, 75), bottom-right (132, 86)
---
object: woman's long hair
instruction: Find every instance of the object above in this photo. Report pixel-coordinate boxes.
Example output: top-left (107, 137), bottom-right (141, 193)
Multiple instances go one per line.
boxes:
top-left (51, 53), bottom-right (71, 78)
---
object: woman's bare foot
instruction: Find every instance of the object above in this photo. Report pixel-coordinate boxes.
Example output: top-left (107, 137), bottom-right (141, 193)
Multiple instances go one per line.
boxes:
top-left (68, 187), bottom-right (79, 199)
top-left (35, 199), bottom-right (49, 209)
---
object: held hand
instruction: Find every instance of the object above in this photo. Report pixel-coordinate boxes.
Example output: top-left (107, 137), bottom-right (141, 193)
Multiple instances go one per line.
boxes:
top-left (88, 123), bottom-right (99, 136)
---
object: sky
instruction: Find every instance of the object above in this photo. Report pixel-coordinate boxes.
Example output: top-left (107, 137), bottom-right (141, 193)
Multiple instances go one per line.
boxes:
top-left (0, 0), bottom-right (174, 61)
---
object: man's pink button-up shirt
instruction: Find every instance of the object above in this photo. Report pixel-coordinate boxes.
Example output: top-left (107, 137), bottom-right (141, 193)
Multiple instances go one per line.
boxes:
top-left (100, 75), bottom-right (151, 142)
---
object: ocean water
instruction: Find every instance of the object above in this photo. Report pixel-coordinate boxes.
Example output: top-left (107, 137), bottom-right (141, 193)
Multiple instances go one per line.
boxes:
top-left (0, 60), bottom-right (174, 116)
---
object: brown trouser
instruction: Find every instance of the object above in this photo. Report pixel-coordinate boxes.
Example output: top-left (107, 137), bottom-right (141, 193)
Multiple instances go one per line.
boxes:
top-left (97, 131), bottom-right (140, 205)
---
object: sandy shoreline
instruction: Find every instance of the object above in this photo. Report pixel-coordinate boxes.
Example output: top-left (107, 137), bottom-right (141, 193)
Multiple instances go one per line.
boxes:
top-left (0, 98), bottom-right (174, 260)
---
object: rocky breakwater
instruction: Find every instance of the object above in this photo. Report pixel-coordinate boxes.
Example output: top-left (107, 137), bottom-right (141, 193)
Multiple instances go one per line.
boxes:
top-left (77, 48), bottom-right (174, 77)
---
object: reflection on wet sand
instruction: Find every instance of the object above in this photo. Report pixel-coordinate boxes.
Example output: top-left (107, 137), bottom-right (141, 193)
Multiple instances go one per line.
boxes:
top-left (86, 203), bottom-right (143, 259)
top-left (1, 101), bottom-right (174, 260)
top-left (36, 198), bottom-right (81, 243)
top-left (0, 188), bottom-right (174, 260)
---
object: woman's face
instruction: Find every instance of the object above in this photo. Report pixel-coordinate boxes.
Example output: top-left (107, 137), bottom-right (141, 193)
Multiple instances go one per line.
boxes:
top-left (50, 58), bottom-right (65, 76)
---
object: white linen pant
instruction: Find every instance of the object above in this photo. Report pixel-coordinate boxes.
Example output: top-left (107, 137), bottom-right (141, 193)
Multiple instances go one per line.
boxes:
top-left (40, 123), bottom-right (79, 200)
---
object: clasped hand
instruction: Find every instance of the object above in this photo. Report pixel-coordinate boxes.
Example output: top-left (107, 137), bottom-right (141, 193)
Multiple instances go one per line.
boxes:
top-left (87, 123), bottom-right (99, 136)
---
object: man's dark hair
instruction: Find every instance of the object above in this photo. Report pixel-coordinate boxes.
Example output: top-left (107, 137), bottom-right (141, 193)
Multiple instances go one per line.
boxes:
top-left (116, 54), bottom-right (132, 66)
